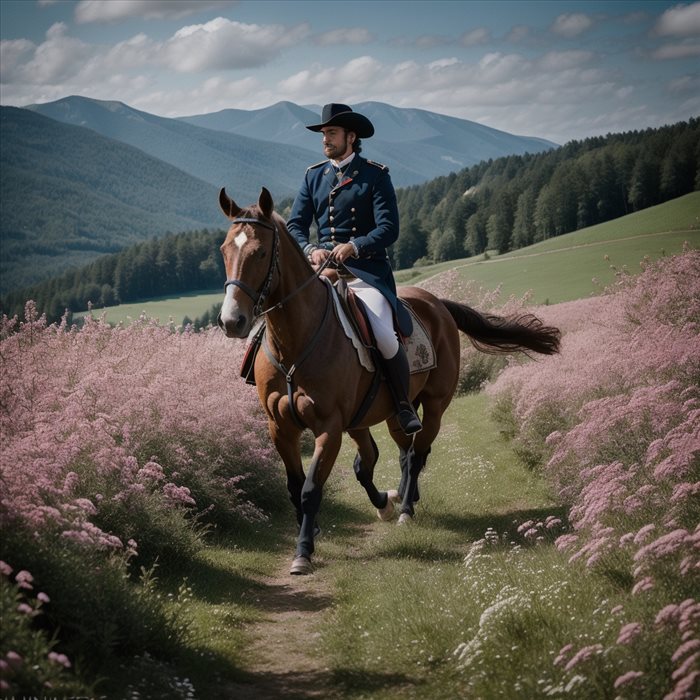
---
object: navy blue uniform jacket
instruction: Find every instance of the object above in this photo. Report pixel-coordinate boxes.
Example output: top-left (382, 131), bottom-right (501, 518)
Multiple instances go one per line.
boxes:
top-left (287, 155), bottom-right (412, 336)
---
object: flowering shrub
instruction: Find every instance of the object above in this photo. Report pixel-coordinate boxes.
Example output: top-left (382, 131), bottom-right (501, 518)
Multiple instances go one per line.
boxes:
top-left (487, 248), bottom-right (700, 698)
top-left (0, 560), bottom-right (91, 696)
top-left (0, 306), bottom-right (283, 692)
top-left (0, 306), bottom-right (280, 563)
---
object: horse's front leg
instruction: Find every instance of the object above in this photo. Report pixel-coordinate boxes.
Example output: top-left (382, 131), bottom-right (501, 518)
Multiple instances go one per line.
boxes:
top-left (347, 428), bottom-right (400, 521)
top-left (269, 421), bottom-right (305, 527)
top-left (291, 428), bottom-right (342, 575)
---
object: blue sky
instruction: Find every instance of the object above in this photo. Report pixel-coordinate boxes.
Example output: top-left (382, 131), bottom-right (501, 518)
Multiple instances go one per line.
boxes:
top-left (1, 0), bottom-right (698, 143)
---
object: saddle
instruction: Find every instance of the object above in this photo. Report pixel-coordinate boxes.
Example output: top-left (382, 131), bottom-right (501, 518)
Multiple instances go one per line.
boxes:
top-left (334, 278), bottom-right (376, 350)
top-left (239, 279), bottom-right (436, 386)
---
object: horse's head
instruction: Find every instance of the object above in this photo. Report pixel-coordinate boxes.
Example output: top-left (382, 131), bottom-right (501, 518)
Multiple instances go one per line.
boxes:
top-left (217, 187), bottom-right (278, 338)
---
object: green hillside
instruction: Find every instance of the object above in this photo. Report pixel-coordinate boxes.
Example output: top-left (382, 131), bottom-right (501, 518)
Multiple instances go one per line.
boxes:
top-left (80, 193), bottom-right (699, 325)
top-left (0, 107), bottom-right (221, 294)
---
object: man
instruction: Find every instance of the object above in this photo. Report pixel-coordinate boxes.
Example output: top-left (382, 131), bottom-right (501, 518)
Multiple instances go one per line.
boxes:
top-left (287, 103), bottom-right (422, 435)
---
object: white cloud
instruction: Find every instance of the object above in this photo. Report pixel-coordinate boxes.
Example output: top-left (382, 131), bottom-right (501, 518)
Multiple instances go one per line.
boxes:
top-left (537, 50), bottom-right (595, 72)
top-left (667, 74), bottom-right (700, 92)
top-left (551, 13), bottom-right (594, 38)
top-left (314, 27), bottom-right (373, 46)
top-left (505, 25), bottom-right (530, 43)
top-left (74, 0), bottom-right (235, 24)
top-left (461, 27), bottom-right (490, 47)
top-left (652, 40), bottom-right (700, 59)
top-left (6, 16), bottom-right (313, 84)
top-left (0, 38), bottom-right (35, 82)
top-left (616, 86), bottom-right (634, 99)
top-left (653, 2), bottom-right (700, 37)
top-left (162, 18), bottom-right (311, 72)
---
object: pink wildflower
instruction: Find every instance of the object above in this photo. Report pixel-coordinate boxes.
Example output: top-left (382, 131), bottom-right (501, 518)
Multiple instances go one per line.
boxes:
top-left (564, 644), bottom-right (603, 671)
top-left (47, 652), bottom-right (71, 669)
top-left (16, 603), bottom-right (34, 615)
top-left (671, 639), bottom-right (700, 663)
top-left (632, 577), bottom-right (654, 595)
top-left (0, 560), bottom-right (12, 577)
top-left (15, 570), bottom-right (33, 590)
top-left (614, 670), bottom-right (644, 688)
top-left (553, 643), bottom-right (573, 666)
top-left (671, 652), bottom-right (699, 681)
top-left (5, 651), bottom-right (22, 669)
top-left (665, 670), bottom-right (700, 700)
top-left (617, 622), bottom-right (643, 645)
top-left (633, 524), bottom-right (656, 545)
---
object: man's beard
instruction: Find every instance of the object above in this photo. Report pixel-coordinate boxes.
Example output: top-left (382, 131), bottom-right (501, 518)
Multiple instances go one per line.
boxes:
top-left (324, 140), bottom-right (350, 160)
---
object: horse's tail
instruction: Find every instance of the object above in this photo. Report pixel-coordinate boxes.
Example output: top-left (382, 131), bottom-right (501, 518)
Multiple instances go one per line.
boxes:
top-left (439, 299), bottom-right (561, 356)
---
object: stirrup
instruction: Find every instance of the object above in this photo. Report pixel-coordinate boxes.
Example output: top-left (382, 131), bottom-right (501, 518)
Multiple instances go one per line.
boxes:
top-left (398, 405), bottom-right (422, 435)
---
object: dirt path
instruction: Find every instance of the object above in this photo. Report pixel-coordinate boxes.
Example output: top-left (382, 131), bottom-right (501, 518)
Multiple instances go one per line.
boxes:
top-left (222, 513), bottom-right (374, 700)
top-left (222, 555), bottom-right (337, 699)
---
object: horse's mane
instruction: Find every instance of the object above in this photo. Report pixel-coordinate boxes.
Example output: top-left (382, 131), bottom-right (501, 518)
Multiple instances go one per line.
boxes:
top-left (270, 208), bottom-right (314, 272)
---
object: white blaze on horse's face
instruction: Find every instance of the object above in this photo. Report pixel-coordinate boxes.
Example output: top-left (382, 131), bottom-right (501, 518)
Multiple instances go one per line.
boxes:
top-left (218, 221), bottom-right (266, 338)
top-left (234, 231), bottom-right (247, 249)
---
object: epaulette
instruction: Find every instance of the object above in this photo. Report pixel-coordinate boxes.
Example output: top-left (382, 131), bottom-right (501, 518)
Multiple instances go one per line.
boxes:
top-left (306, 160), bottom-right (328, 172)
top-left (367, 159), bottom-right (389, 172)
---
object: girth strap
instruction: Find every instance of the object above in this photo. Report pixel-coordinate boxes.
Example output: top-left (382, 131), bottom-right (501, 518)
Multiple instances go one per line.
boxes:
top-left (346, 353), bottom-right (384, 430)
top-left (261, 282), bottom-right (332, 430)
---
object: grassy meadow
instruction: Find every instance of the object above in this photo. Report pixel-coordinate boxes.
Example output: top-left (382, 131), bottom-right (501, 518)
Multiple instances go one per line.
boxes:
top-left (2, 194), bottom-right (698, 698)
top-left (77, 192), bottom-right (699, 325)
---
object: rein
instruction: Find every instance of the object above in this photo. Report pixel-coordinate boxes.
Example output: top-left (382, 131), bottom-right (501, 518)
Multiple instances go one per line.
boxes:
top-left (222, 216), bottom-right (336, 430)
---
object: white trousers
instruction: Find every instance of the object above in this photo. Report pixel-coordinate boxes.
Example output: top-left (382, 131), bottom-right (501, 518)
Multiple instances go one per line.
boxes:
top-left (348, 279), bottom-right (399, 359)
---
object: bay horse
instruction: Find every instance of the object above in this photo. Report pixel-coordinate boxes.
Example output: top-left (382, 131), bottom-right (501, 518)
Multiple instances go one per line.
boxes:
top-left (218, 187), bottom-right (560, 575)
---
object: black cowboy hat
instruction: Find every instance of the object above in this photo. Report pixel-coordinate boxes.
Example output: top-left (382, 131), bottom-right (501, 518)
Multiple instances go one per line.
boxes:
top-left (305, 103), bottom-right (375, 138)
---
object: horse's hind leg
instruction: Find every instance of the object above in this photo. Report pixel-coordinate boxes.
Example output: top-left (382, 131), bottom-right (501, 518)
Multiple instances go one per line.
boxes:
top-left (392, 397), bottom-right (443, 523)
top-left (396, 445), bottom-right (431, 522)
top-left (348, 428), bottom-right (400, 521)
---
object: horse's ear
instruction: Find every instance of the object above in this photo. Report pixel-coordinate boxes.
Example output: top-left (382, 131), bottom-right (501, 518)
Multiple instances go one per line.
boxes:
top-left (259, 187), bottom-right (274, 219)
top-left (219, 188), bottom-right (241, 219)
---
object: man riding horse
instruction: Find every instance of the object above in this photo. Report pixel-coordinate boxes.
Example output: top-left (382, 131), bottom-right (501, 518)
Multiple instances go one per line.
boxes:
top-left (287, 103), bottom-right (422, 436)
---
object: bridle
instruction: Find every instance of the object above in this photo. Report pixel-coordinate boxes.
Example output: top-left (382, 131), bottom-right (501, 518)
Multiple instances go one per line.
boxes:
top-left (222, 216), bottom-right (334, 318)
top-left (223, 217), bottom-right (280, 318)
top-left (220, 214), bottom-right (336, 431)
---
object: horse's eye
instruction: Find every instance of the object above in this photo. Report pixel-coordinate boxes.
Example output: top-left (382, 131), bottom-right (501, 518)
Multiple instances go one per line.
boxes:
top-left (259, 249), bottom-right (267, 260)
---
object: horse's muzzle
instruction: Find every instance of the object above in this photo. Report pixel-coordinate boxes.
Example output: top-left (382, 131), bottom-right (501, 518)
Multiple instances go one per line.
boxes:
top-left (217, 311), bottom-right (250, 338)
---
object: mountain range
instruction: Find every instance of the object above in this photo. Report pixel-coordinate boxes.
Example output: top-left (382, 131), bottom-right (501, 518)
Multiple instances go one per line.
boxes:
top-left (1, 96), bottom-right (557, 294)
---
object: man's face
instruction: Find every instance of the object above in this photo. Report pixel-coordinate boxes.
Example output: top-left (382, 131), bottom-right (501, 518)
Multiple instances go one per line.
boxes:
top-left (321, 126), bottom-right (354, 161)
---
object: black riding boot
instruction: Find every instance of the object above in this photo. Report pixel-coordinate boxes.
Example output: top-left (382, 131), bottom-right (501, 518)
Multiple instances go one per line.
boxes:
top-left (382, 345), bottom-right (422, 435)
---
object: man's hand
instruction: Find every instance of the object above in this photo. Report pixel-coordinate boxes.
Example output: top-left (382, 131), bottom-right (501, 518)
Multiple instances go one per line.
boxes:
top-left (329, 242), bottom-right (357, 264)
top-left (310, 248), bottom-right (331, 266)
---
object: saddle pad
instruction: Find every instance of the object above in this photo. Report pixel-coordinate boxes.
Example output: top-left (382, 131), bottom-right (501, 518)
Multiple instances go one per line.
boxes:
top-left (325, 278), bottom-right (437, 374)
top-left (402, 301), bottom-right (438, 374)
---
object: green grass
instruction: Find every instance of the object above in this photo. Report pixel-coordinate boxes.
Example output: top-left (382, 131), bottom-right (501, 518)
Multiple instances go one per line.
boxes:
top-left (439, 230), bottom-right (694, 304)
top-left (80, 193), bottom-right (699, 325)
top-left (273, 393), bottom-right (630, 699)
top-left (206, 395), bottom-right (626, 700)
top-left (77, 289), bottom-right (222, 326)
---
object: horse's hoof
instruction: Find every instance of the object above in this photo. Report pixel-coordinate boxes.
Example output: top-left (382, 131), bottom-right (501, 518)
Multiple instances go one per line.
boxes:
top-left (377, 499), bottom-right (395, 521)
top-left (398, 513), bottom-right (413, 525)
top-left (377, 490), bottom-right (402, 521)
top-left (290, 556), bottom-right (313, 575)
